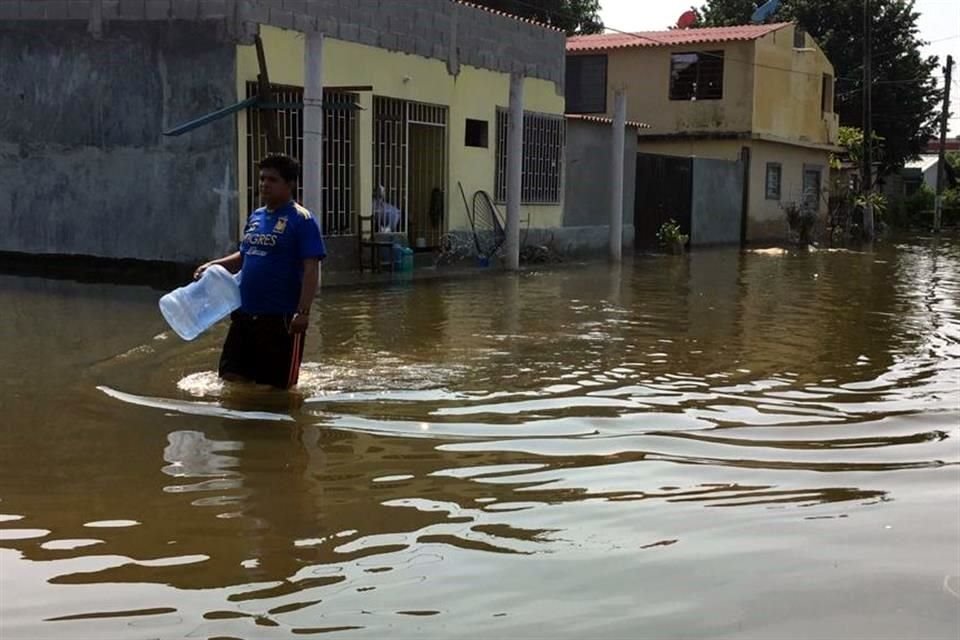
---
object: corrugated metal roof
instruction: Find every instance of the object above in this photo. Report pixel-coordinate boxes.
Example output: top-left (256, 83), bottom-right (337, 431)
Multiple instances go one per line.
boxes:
top-left (567, 23), bottom-right (791, 53)
top-left (904, 155), bottom-right (940, 172)
top-left (565, 114), bottom-right (650, 129)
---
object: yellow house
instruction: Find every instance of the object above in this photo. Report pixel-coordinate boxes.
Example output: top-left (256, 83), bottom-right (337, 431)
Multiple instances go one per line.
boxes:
top-left (567, 22), bottom-right (840, 243)
top-left (234, 1), bottom-right (567, 268)
top-left (0, 0), bottom-right (565, 268)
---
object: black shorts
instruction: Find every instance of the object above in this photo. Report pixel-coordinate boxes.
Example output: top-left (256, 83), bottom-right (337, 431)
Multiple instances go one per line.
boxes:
top-left (218, 311), bottom-right (306, 390)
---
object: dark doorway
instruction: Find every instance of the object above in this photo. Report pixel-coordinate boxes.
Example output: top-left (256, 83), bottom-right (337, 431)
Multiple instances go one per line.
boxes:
top-left (634, 153), bottom-right (693, 249)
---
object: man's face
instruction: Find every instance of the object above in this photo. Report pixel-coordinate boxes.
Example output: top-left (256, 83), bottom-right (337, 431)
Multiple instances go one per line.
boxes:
top-left (259, 168), bottom-right (292, 204)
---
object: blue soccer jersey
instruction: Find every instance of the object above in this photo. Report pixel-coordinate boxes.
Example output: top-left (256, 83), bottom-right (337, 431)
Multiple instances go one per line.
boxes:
top-left (238, 201), bottom-right (326, 315)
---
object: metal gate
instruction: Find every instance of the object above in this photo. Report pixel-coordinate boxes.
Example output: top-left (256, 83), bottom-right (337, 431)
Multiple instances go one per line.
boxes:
top-left (634, 153), bottom-right (693, 249)
top-left (373, 97), bottom-right (448, 248)
top-left (245, 83), bottom-right (358, 236)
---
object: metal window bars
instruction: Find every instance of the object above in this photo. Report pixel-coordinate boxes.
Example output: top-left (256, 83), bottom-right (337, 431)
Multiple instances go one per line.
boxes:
top-left (245, 82), bottom-right (357, 236)
top-left (372, 96), bottom-right (448, 248)
top-left (495, 108), bottom-right (565, 204)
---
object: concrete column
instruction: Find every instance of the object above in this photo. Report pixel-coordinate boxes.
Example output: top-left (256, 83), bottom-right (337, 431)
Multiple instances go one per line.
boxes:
top-left (88, 0), bottom-right (103, 39)
top-left (356, 91), bottom-right (374, 223)
top-left (610, 89), bottom-right (626, 262)
top-left (505, 73), bottom-right (524, 271)
top-left (303, 31), bottom-right (324, 215)
top-left (303, 31), bottom-right (323, 286)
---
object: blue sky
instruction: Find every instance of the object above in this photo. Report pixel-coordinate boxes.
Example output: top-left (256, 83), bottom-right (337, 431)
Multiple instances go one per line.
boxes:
top-left (599, 0), bottom-right (960, 134)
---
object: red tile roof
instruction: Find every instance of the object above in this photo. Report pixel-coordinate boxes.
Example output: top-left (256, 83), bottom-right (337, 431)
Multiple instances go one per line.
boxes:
top-left (924, 137), bottom-right (960, 152)
top-left (567, 23), bottom-right (791, 53)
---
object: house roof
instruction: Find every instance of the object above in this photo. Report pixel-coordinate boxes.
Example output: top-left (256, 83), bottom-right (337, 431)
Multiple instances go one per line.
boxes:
top-left (566, 23), bottom-right (791, 53)
top-left (565, 114), bottom-right (650, 129)
top-left (905, 154), bottom-right (941, 173)
top-left (923, 137), bottom-right (960, 153)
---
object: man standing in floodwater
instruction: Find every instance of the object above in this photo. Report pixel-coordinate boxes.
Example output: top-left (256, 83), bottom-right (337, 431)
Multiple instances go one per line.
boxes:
top-left (195, 153), bottom-right (326, 389)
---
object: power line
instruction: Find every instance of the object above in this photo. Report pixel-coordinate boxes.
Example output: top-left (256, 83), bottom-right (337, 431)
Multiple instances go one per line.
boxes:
top-left (842, 34), bottom-right (960, 77)
top-left (836, 76), bottom-right (940, 98)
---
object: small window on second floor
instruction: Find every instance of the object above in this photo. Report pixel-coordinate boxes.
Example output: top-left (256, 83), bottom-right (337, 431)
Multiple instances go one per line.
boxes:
top-left (794, 26), bottom-right (807, 48)
top-left (766, 163), bottom-right (782, 200)
top-left (821, 74), bottom-right (834, 114)
top-left (566, 54), bottom-right (608, 114)
top-left (670, 51), bottom-right (724, 101)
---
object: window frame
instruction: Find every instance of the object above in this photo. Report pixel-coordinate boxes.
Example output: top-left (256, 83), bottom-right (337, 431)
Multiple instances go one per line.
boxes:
top-left (566, 54), bottom-right (608, 114)
top-left (464, 118), bottom-right (489, 148)
top-left (765, 162), bottom-right (782, 201)
top-left (802, 164), bottom-right (823, 212)
top-left (794, 26), bottom-right (807, 49)
top-left (244, 82), bottom-right (358, 236)
top-left (821, 73), bottom-right (834, 114)
top-left (669, 50), bottom-right (725, 101)
top-left (494, 108), bottom-right (565, 205)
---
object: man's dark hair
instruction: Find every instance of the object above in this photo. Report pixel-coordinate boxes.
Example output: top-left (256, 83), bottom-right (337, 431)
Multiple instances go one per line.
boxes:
top-left (259, 154), bottom-right (300, 183)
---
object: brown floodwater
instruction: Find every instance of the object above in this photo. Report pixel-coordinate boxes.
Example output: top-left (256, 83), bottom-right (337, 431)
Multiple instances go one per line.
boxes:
top-left (1, 239), bottom-right (959, 639)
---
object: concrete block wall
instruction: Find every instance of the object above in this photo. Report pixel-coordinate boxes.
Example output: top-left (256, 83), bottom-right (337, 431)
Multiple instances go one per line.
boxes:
top-left (690, 157), bottom-right (743, 246)
top-left (0, 21), bottom-right (238, 262)
top-left (564, 119), bottom-right (638, 228)
top-left (2, 0), bottom-right (566, 91)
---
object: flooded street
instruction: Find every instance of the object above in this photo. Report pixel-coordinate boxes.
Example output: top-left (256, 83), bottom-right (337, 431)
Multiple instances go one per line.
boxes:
top-left (1, 239), bottom-right (959, 639)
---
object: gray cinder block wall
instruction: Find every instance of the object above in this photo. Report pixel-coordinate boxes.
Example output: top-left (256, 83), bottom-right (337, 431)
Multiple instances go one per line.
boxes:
top-left (690, 157), bottom-right (743, 246)
top-left (0, 20), bottom-right (238, 262)
top-left (0, 0), bottom-right (566, 264)
top-left (561, 118), bottom-right (638, 254)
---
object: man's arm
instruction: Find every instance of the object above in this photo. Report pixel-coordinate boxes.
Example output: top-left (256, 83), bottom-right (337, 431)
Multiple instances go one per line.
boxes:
top-left (194, 251), bottom-right (243, 280)
top-left (289, 258), bottom-right (320, 334)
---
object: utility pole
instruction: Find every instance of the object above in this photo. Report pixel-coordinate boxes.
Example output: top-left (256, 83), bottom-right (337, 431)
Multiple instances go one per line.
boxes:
top-left (934, 54), bottom-right (953, 233)
top-left (862, 0), bottom-right (874, 239)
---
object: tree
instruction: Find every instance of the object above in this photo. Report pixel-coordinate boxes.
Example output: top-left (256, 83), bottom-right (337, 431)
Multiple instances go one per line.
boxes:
top-left (833, 125), bottom-right (885, 169)
top-left (698, 0), bottom-right (943, 176)
top-left (947, 150), bottom-right (960, 173)
top-left (467, 0), bottom-right (603, 35)
top-left (699, 0), bottom-right (760, 25)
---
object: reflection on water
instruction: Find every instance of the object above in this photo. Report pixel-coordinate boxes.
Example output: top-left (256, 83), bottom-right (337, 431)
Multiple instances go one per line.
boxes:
top-left (1, 239), bottom-right (959, 639)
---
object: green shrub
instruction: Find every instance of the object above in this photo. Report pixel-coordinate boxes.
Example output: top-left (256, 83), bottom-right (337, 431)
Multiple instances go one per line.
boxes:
top-left (656, 219), bottom-right (689, 252)
top-left (943, 188), bottom-right (960, 227)
top-left (891, 184), bottom-right (936, 228)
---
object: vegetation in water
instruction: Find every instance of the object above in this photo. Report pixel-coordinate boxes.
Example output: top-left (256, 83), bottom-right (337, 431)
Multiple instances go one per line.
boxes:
top-left (657, 219), bottom-right (689, 253)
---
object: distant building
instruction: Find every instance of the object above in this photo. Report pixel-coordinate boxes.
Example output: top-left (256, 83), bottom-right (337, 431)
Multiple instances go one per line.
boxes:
top-left (567, 22), bottom-right (841, 244)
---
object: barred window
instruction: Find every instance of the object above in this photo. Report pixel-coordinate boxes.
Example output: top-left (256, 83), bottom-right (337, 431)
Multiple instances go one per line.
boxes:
top-left (495, 109), bottom-right (565, 204)
top-left (245, 82), bottom-right (358, 236)
top-left (765, 163), bottom-right (782, 200)
top-left (670, 51), bottom-right (724, 101)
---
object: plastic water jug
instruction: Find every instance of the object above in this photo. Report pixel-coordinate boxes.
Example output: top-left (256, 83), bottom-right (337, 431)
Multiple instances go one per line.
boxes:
top-left (159, 265), bottom-right (241, 341)
top-left (401, 247), bottom-right (414, 272)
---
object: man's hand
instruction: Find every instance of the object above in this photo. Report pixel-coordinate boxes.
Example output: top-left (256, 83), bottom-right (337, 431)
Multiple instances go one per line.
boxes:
top-left (289, 312), bottom-right (310, 334)
top-left (193, 253), bottom-right (243, 280)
